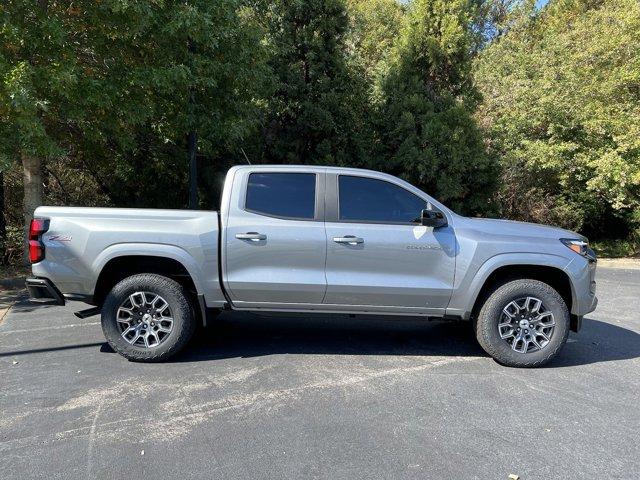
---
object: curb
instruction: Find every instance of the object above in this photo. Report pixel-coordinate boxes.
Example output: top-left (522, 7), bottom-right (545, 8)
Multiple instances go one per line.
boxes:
top-left (0, 277), bottom-right (26, 290)
top-left (0, 305), bottom-right (11, 324)
top-left (597, 258), bottom-right (640, 270)
top-left (0, 289), bottom-right (27, 325)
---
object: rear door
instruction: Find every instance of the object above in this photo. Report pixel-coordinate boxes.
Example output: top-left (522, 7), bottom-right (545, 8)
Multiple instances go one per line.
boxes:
top-left (222, 168), bottom-right (327, 306)
top-left (323, 173), bottom-right (456, 314)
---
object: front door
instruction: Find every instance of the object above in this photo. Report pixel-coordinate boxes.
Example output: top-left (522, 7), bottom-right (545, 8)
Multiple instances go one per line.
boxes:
top-left (323, 174), bottom-right (456, 314)
top-left (223, 170), bottom-right (327, 306)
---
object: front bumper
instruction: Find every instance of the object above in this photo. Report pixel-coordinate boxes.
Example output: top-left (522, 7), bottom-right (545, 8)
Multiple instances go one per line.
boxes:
top-left (26, 278), bottom-right (65, 306)
top-left (564, 254), bottom-right (598, 317)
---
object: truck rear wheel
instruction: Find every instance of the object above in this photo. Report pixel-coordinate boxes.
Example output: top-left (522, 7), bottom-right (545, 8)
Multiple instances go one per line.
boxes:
top-left (475, 279), bottom-right (570, 367)
top-left (101, 274), bottom-right (196, 362)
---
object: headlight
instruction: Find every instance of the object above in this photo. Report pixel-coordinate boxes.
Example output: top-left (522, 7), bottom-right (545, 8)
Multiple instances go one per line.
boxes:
top-left (560, 238), bottom-right (596, 260)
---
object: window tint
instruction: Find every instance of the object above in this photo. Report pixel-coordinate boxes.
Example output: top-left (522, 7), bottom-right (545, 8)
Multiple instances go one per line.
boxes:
top-left (246, 173), bottom-right (316, 219)
top-left (339, 176), bottom-right (426, 223)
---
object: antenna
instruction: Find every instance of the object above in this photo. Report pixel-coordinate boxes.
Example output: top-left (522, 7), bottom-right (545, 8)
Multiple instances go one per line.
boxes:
top-left (240, 147), bottom-right (251, 165)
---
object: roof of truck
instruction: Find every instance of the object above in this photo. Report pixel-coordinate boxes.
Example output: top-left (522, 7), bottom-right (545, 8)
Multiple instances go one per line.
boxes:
top-left (229, 164), bottom-right (384, 176)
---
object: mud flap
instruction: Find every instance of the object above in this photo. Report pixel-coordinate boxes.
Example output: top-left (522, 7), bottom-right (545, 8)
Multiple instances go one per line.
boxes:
top-left (570, 314), bottom-right (583, 333)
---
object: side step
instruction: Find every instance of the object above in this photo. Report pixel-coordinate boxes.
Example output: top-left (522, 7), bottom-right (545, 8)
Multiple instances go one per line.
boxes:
top-left (74, 307), bottom-right (101, 319)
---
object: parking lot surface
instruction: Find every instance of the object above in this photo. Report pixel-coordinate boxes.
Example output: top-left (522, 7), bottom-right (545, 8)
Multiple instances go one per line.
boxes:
top-left (1, 266), bottom-right (639, 479)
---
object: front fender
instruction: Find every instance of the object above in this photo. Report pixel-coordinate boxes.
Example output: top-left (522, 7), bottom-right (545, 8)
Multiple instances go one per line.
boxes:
top-left (446, 252), bottom-right (572, 319)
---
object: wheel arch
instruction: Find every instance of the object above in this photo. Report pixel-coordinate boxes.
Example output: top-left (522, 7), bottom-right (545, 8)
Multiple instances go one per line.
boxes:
top-left (447, 252), bottom-right (574, 319)
top-left (470, 264), bottom-right (573, 318)
top-left (92, 254), bottom-right (199, 309)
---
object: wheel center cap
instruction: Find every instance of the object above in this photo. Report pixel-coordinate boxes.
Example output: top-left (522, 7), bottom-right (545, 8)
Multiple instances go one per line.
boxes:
top-left (519, 319), bottom-right (530, 328)
top-left (142, 313), bottom-right (152, 322)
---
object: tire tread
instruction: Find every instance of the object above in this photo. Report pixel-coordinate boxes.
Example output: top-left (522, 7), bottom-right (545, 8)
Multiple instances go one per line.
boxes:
top-left (475, 279), bottom-right (570, 367)
top-left (101, 274), bottom-right (195, 362)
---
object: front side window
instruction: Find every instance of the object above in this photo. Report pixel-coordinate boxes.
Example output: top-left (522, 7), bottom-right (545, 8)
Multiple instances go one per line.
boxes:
top-left (246, 172), bottom-right (316, 219)
top-left (338, 175), bottom-right (426, 224)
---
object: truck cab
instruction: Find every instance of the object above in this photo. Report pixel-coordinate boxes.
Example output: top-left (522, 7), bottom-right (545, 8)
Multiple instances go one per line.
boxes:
top-left (221, 165), bottom-right (456, 316)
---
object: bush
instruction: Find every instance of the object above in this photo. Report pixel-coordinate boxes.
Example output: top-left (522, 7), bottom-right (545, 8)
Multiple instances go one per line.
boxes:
top-left (475, 0), bottom-right (640, 241)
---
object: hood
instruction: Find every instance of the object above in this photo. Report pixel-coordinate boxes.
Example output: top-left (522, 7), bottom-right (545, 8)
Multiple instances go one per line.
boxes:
top-left (457, 216), bottom-right (585, 241)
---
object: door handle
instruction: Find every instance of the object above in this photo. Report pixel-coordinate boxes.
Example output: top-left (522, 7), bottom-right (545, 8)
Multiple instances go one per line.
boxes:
top-left (236, 232), bottom-right (267, 241)
top-left (333, 235), bottom-right (364, 245)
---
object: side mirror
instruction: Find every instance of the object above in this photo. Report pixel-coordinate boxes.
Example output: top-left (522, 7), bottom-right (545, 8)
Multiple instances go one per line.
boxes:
top-left (420, 209), bottom-right (447, 228)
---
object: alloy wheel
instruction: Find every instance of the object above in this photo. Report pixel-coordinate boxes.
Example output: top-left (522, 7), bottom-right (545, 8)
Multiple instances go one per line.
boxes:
top-left (497, 296), bottom-right (556, 354)
top-left (116, 291), bottom-right (173, 348)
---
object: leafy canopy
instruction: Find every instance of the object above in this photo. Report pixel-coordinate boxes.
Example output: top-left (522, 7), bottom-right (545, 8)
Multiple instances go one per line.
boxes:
top-left (0, 0), bottom-right (271, 207)
top-left (378, 0), bottom-right (498, 214)
top-left (475, 0), bottom-right (640, 237)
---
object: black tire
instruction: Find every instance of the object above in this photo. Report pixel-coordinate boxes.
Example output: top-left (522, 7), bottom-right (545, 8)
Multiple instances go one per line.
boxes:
top-left (101, 274), bottom-right (196, 362)
top-left (475, 279), bottom-right (570, 367)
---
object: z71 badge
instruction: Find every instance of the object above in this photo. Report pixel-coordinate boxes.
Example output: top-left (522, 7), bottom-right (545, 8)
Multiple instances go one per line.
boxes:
top-left (47, 235), bottom-right (72, 242)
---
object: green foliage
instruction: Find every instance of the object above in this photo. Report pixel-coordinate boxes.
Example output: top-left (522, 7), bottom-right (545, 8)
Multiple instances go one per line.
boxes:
top-left (473, 0), bottom-right (533, 48)
top-left (475, 0), bottom-right (640, 239)
top-left (0, 1), bottom-right (68, 163)
top-left (346, 0), bottom-right (405, 86)
top-left (258, 0), bottom-right (373, 166)
top-left (1, 0), bottom-right (271, 208)
top-left (1, 224), bottom-right (22, 266)
top-left (3, 0), bottom-right (638, 265)
top-left (591, 237), bottom-right (640, 259)
top-left (377, 0), bottom-right (498, 214)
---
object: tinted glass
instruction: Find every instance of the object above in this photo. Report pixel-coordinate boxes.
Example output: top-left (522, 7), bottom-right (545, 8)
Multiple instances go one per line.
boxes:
top-left (339, 176), bottom-right (426, 223)
top-left (246, 173), bottom-right (316, 219)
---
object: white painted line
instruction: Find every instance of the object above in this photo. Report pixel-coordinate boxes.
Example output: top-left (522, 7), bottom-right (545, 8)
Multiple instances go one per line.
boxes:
top-left (0, 321), bottom-right (101, 335)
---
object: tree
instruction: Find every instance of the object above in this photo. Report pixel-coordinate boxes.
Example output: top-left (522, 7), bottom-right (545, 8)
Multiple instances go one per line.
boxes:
top-left (473, 0), bottom-right (530, 49)
top-left (1, 0), bottom-right (64, 261)
top-left (0, 0), bottom-right (271, 252)
top-left (259, 0), bottom-right (372, 166)
top-left (345, 0), bottom-right (405, 84)
top-left (377, 0), bottom-right (498, 214)
top-left (474, 0), bottom-right (640, 240)
top-left (70, 0), bottom-right (271, 209)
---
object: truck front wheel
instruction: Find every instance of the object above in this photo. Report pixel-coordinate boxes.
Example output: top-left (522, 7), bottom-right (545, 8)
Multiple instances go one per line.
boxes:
top-left (475, 279), bottom-right (570, 367)
top-left (101, 274), bottom-right (196, 362)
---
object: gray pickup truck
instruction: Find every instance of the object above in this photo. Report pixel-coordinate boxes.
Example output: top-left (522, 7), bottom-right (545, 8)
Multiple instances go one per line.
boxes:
top-left (26, 165), bottom-right (597, 366)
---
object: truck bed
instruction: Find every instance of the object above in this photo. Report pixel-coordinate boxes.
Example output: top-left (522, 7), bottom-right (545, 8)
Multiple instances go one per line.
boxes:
top-left (31, 206), bottom-right (226, 307)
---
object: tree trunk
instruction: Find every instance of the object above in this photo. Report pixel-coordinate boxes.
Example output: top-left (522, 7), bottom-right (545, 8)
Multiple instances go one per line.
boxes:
top-left (22, 153), bottom-right (43, 264)
top-left (188, 131), bottom-right (198, 209)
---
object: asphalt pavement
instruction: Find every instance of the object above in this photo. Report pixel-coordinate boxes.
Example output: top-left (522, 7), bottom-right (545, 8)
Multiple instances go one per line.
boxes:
top-left (1, 266), bottom-right (639, 479)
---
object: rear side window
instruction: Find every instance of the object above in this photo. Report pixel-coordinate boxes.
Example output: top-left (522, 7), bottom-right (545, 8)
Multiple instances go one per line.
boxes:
top-left (245, 172), bottom-right (316, 219)
top-left (338, 175), bottom-right (426, 223)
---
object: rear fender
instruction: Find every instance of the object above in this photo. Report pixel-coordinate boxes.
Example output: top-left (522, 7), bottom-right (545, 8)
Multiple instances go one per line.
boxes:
top-left (91, 243), bottom-right (225, 307)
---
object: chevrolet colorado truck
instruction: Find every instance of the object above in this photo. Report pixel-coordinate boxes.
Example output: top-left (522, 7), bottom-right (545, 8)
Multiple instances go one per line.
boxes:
top-left (26, 165), bottom-right (597, 367)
